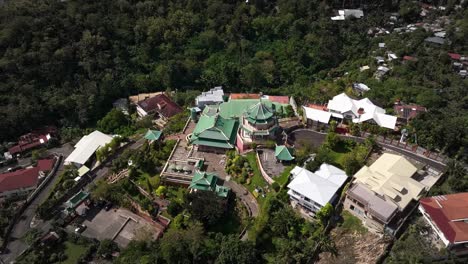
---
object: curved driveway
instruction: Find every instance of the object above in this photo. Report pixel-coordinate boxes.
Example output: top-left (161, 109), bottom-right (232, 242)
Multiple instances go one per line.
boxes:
top-left (288, 129), bottom-right (447, 171)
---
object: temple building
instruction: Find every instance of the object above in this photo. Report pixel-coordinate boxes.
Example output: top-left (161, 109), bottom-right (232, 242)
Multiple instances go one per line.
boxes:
top-left (189, 115), bottom-right (239, 153)
top-left (190, 97), bottom-right (289, 153)
top-left (189, 171), bottom-right (230, 198)
top-left (237, 101), bottom-right (280, 152)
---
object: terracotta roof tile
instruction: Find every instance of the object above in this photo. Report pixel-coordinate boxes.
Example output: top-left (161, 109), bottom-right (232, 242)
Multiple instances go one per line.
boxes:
top-left (229, 93), bottom-right (261, 100)
top-left (0, 167), bottom-right (40, 193)
top-left (448, 53), bottom-right (461, 60)
top-left (420, 193), bottom-right (468, 244)
top-left (267, 95), bottom-right (289, 104)
top-left (137, 94), bottom-right (183, 119)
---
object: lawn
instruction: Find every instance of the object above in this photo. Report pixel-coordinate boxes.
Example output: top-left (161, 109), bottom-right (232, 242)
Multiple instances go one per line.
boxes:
top-left (244, 152), bottom-right (269, 205)
top-left (275, 165), bottom-right (293, 187)
top-left (328, 141), bottom-right (354, 169)
top-left (60, 241), bottom-right (89, 264)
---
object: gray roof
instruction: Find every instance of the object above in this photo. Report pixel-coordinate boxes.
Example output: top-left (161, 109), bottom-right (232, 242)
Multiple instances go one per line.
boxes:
top-left (347, 183), bottom-right (398, 223)
top-left (424, 36), bottom-right (446, 45)
top-left (195, 86), bottom-right (224, 106)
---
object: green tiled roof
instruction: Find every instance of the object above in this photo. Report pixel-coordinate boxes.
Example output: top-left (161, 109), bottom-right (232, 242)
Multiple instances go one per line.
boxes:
top-left (215, 185), bottom-right (231, 198)
top-left (190, 115), bottom-right (238, 149)
top-left (189, 171), bottom-right (218, 191)
top-left (189, 171), bottom-right (230, 197)
top-left (190, 138), bottom-right (234, 149)
top-left (144, 129), bottom-right (162, 141)
top-left (246, 102), bottom-right (274, 123)
top-left (275, 145), bottom-right (295, 161)
top-left (202, 105), bottom-right (219, 117)
top-left (218, 99), bottom-right (285, 119)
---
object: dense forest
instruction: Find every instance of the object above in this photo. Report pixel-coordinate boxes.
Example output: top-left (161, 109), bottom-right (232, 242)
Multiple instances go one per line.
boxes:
top-left (0, 0), bottom-right (467, 159)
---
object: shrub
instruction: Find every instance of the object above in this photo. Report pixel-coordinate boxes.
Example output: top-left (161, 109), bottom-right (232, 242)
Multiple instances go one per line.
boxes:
top-left (271, 182), bottom-right (280, 192)
top-left (167, 202), bottom-right (183, 217)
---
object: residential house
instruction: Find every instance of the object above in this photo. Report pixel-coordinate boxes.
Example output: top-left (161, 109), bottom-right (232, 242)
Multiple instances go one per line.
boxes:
top-left (189, 171), bottom-right (230, 198)
top-left (425, 36), bottom-right (447, 45)
top-left (387, 52), bottom-right (398, 61)
top-left (303, 93), bottom-right (397, 129)
top-left (302, 105), bottom-right (331, 128)
top-left (375, 66), bottom-right (390, 80)
top-left (344, 153), bottom-right (426, 233)
top-left (393, 102), bottom-right (427, 123)
top-left (303, 93), bottom-right (397, 130)
top-left (7, 126), bottom-right (57, 158)
top-left (331, 9), bottom-right (364, 20)
top-left (113, 98), bottom-right (129, 115)
top-left (129, 92), bottom-right (163, 105)
top-left (65, 130), bottom-right (113, 167)
top-left (360, 65), bottom-right (370, 72)
top-left (195, 86), bottom-right (225, 109)
top-left (136, 93), bottom-right (183, 121)
top-left (419, 193), bottom-right (468, 254)
top-left (402, 56), bottom-right (418, 62)
top-left (0, 158), bottom-right (55, 199)
top-left (287, 164), bottom-right (347, 216)
top-left (375, 56), bottom-right (385, 64)
top-left (352, 83), bottom-right (371, 95)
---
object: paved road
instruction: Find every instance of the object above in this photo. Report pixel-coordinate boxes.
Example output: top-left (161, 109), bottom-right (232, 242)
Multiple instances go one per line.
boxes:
top-left (289, 129), bottom-right (447, 171)
top-left (1, 138), bottom-right (147, 262)
top-left (224, 180), bottom-right (260, 217)
top-left (199, 152), bottom-right (260, 218)
top-left (1, 144), bottom-right (74, 263)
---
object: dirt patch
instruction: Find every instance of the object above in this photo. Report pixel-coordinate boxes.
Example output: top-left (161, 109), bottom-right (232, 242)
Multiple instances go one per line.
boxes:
top-left (318, 228), bottom-right (391, 264)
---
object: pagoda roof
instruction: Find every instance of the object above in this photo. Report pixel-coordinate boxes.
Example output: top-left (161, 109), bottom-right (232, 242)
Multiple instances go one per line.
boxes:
top-left (189, 171), bottom-right (218, 191)
top-left (190, 115), bottom-right (238, 149)
top-left (144, 130), bottom-right (162, 141)
top-left (246, 101), bottom-right (274, 122)
top-left (275, 145), bottom-right (295, 161)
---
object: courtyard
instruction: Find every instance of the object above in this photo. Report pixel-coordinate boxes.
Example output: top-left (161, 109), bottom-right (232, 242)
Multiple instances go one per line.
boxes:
top-left (70, 207), bottom-right (161, 248)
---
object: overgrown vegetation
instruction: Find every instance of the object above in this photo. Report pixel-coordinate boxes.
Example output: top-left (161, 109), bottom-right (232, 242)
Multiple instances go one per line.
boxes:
top-left (304, 132), bottom-right (374, 176)
top-left (1, 0), bottom-right (466, 161)
top-left (16, 230), bottom-right (97, 264)
top-left (163, 111), bottom-right (189, 135)
top-left (37, 166), bottom-right (78, 219)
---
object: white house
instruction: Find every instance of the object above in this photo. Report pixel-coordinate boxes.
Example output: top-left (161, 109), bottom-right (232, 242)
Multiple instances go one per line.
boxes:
top-left (303, 93), bottom-right (397, 129)
top-left (287, 164), bottom-right (348, 215)
top-left (302, 106), bottom-right (331, 127)
top-left (328, 93), bottom-right (397, 129)
top-left (195, 86), bottom-right (224, 109)
top-left (65, 131), bottom-right (113, 166)
top-left (331, 9), bottom-right (364, 20)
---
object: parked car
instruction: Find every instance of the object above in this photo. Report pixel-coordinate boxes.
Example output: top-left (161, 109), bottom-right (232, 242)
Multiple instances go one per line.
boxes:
top-left (75, 224), bottom-right (86, 233)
